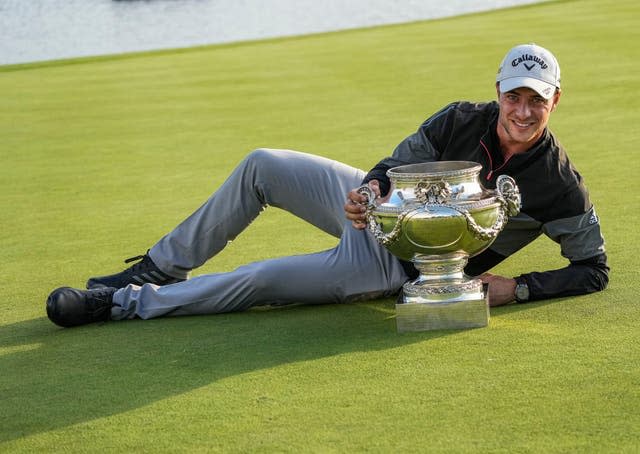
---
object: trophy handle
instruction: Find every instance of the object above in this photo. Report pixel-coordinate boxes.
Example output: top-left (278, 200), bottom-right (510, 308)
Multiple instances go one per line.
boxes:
top-left (453, 175), bottom-right (521, 241)
top-left (356, 185), bottom-right (378, 210)
top-left (496, 174), bottom-right (521, 217)
top-left (357, 185), bottom-right (406, 246)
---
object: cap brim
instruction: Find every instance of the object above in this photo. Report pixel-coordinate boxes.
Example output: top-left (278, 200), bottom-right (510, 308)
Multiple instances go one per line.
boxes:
top-left (499, 77), bottom-right (557, 99)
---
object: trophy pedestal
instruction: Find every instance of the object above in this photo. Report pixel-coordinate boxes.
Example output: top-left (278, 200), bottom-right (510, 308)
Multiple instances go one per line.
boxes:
top-left (395, 294), bottom-right (489, 333)
top-left (395, 254), bottom-right (489, 333)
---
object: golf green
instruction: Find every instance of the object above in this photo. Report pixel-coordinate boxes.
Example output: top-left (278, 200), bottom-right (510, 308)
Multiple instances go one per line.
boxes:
top-left (1, 0), bottom-right (638, 451)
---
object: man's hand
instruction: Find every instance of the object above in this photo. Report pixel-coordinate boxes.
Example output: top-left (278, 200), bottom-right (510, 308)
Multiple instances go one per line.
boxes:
top-left (344, 180), bottom-right (382, 229)
top-left (479, 273), bottom-right (516, 307)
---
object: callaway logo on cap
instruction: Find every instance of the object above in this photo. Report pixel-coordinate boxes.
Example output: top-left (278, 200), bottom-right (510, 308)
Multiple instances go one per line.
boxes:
top-left (496, 43), bottom-right (561, 99)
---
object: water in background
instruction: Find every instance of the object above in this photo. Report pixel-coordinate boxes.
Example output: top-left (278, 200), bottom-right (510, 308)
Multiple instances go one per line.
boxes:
top-left (0, 0), bottom-right (543, 65)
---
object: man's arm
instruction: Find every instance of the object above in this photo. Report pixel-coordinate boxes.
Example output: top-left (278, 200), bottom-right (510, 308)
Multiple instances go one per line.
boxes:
top-left (478, 207), bottom-right (609, 306)
top-left (479, 253), bottom-right (609, 307)
top-left (531, 206), bottom-right (609, 299)
top-left (517, 253), bottom-right (609, 301)
top-left (361, 129), bottom-right (441, 197)
top-left (361, 104), bottom-right (456, 196)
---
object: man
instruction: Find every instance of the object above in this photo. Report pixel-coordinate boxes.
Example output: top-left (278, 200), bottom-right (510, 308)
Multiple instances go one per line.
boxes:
top-left (46, 43), bottom-right (608, 328)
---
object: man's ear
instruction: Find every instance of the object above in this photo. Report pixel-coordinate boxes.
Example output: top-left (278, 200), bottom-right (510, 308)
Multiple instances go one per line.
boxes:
top-left (495, 82), bottom-right (501, 98)
top-left (551, 89), bottom-right (562, 111)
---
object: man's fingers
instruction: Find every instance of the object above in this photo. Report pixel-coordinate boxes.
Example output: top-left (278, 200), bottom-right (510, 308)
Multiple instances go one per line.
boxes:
top-left (344, 189), bottom-right (370, 230)
top-left (344, 197), bottom-right (366, 214)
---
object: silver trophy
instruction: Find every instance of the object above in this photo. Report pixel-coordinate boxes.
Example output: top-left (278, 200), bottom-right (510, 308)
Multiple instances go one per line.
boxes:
top-left (358, 161), bottom-right (520, 332)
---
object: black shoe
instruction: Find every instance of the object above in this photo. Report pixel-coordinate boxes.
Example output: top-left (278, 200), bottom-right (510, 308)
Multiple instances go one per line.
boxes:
top-left (46, 287), bottom-right (117, 328)
top-left (86, 253), bottom-right (184, 289)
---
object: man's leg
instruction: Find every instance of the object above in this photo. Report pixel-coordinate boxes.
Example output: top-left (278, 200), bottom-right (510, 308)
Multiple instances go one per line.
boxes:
top-left (111, 225), bottom-right (408, 320)
top-left (149, 148), bottom-right (365, 279)
top-left (86, 148), bottom-right (365, 289)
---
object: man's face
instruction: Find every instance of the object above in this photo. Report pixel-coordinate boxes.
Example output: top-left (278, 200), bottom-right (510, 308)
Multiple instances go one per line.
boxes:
top-left (496, 85), bottom-right (561, 151)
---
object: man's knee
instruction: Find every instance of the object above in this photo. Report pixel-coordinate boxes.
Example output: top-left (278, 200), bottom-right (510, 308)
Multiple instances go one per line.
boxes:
top-left (244, 148), bottom-right (286, 173)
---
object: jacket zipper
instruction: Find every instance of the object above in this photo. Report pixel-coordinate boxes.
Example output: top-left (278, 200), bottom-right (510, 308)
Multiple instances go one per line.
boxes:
top-left (480, 139), bottom-right (512, 181)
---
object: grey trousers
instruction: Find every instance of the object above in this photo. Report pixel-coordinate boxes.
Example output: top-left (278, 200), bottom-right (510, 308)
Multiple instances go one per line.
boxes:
top-left (111, 149), bottom-right (409, 320)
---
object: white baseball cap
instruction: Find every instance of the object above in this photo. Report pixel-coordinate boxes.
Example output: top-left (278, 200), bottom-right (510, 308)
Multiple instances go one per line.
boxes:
top-left (496, 43), bottom-right (561, 99)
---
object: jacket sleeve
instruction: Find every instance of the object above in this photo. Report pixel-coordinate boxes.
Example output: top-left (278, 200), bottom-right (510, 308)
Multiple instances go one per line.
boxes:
top-left (519, 206), bottom-right (609, 300)
top-left (361, 103), bottom-right (456, 195)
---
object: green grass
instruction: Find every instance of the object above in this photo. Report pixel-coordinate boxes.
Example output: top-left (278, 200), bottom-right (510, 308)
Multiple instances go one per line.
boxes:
top-left (1, 0), bottom-right (639, 451)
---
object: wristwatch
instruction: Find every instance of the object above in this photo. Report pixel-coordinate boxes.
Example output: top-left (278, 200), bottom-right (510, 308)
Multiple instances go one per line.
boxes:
top-left (514, 277), bottom-right (530, 303)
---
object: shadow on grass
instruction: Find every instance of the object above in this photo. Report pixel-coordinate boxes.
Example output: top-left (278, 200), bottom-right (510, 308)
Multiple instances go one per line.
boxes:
top-left (0, 300), bottom-right (454, 443)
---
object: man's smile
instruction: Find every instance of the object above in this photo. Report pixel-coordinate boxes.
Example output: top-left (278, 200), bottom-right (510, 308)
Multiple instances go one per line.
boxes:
top-left (512, 118), bottom-right (536, 129)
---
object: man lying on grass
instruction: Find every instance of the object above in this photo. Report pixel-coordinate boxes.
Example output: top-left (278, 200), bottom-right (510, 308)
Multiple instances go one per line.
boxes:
top-left (46, 43), bottom-right (608, 327)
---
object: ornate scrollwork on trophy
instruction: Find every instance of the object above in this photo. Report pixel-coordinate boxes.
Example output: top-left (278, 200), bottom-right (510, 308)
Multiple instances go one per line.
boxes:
top-left (457, 206), bottom-right (507, 241)
top-left (414, 180), bottom-right (465, 204)
top-left (368, 209), bottom-right (409, 247)
top-left (407, 281), bottom-right (482, 296)
top-left (415, 180), bottom-right (450, 204)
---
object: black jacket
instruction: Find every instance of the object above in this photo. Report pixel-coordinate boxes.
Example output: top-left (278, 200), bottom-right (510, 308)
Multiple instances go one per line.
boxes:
top-left (362, 101), bottom-right (609, 301)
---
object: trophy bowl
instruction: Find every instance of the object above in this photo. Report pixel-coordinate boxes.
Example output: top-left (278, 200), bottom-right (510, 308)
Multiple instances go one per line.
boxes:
top-left (358, 161), bottom-right (520, 332)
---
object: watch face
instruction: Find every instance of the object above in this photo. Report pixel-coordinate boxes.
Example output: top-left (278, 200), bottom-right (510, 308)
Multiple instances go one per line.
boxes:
top-left (515, 284), bottom-right (529, 301)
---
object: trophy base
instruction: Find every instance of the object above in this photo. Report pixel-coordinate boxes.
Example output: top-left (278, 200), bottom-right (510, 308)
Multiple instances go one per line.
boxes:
top-left (395, 294), bottom-right (489, 333)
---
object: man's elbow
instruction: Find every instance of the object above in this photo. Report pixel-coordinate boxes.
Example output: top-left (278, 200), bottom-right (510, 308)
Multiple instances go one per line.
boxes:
top-left (591, 267), bottom-right (609, 292)
top-left (582, 253), bottom-right (609, 293)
